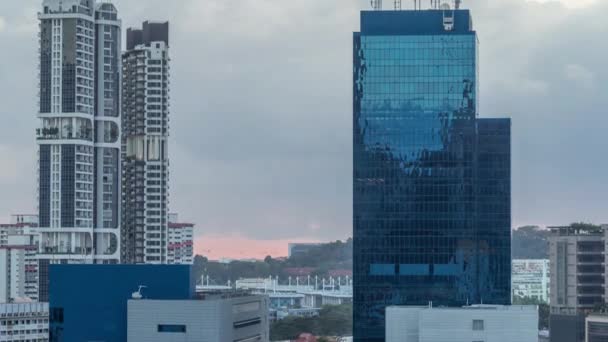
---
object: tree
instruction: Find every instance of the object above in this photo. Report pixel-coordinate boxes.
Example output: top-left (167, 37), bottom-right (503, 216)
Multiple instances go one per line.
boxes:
top-left (512, 226), bottom-right (550, 259)
top-left (270, 303), bottom-right (353, 340)
top-left (513, 295), bottom-right (549, 329)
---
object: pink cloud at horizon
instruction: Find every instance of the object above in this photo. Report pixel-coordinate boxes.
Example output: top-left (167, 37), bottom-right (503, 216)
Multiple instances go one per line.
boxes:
top-left (194, 234), bottom-right (323, 260)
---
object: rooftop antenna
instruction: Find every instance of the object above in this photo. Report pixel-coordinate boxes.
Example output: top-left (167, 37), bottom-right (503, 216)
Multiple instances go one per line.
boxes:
top-left (131, 285), bottom-right (147, 300)
top-left (394, 0), bottom-right (402, 10)
top-left (371, 0), bottom-right (382, 10)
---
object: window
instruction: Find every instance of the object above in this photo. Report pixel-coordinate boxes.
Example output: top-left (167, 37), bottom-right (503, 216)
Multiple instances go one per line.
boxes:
top-left (233, 318), bottom-right (262, 329)
top-left (157, 324), bottom-right (186, 333)
top-left (472, 320), bottom-right (484, 331)
top-left (50, 308), bottom-right (64, 324)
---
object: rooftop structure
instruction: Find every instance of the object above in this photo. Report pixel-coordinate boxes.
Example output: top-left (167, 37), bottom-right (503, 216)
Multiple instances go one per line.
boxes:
top-left (386, 305), bottom-right (538, 342)
top-left (128, 295), bottom-right (270, 342)
top-left (49, 264), bottom-right (195, 341)
top-left (586, 314), bottom-right (608, 342)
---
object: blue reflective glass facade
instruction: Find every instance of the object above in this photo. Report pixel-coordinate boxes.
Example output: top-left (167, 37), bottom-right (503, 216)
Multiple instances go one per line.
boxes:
top-left (353, 10), bottom-right (511, 341)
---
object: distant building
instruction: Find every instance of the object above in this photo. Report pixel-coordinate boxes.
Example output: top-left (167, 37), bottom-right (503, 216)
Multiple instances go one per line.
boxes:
top-left (128, 294), bottom-right (270, 342)
top-left (49, 264), bottom-right (195, 342)
top-left (0, 302), bottom-right (49, 341)
top-left (586, 315), bottom-right (608, 342)
top-left (10, 215), bottom-right (39, 226)
top-left (271, 307), bottom-right (319, 321)
top-left (512, 259), bottom-right (550, 303)
top-left (267, 292), bottom-right (305, 309)
top-left (0, 235), bottom-right (39, 302)
top-left (0, 219), bottom-right (37, 246)
top-left (167, 213), bottom-right (194, 264)
top-left (288, 243), bottom-right (322, 258)
top-left (386, 305), bottom-right (538, 342)
top-left (302, 291), bottom-right (353, 308)
top-left (0, 216), bottom-right (39, 302)
top-left (548, 225), bottom-right (606, 342)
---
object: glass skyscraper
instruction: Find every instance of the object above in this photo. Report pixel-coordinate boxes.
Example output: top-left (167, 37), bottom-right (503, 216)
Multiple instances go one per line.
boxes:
top-left (353, 9), bottom-right (511, 341)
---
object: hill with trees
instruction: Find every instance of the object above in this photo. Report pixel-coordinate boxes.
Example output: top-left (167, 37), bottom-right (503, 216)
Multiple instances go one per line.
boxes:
top-left (192, 239), bottom-right (353, 285)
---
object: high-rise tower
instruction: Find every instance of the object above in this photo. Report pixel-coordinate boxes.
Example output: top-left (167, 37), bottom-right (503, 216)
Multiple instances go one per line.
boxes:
top-left (36, 0), bottom-right (121, 300)
top-left (353, 8), bottom-right (511, 341)
top-left (121, 21), bottom-right (170, 264)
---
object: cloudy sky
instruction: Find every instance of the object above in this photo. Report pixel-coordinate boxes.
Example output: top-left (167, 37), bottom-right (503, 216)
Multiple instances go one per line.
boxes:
top-left (0, 0), bottom-right (606, 259)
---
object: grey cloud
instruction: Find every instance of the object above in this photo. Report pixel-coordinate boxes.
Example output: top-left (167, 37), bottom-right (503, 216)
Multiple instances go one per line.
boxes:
top-left (0, 0), bottom-right (607, 241)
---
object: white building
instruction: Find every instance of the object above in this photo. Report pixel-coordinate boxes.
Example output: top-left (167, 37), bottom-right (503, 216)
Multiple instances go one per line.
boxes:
top-left (386, 305), bottom-right (538, 342)
top-left (121, 21), bottom-right (171, 264)
top-left (9, 216), bottom-right (39, 226)
top-left (0, 219), bottom-right (37, 247)
top-left (512, 259), bottom-right (550, 303)
top-left (167, 214), bottom-right (194, 264)
top-left (0, 235), bottom-right (39, 303)
top-left (36, 0), bottom-right (122, 301)
top-left (586, 315), bottom-right (608, 342)
top-left (127, 294), bottom-right (269, 342)
top-left (0, 302), bottom-right (49, 341)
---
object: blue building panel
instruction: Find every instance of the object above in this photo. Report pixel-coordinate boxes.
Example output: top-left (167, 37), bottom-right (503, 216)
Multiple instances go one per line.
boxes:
top-left (360, 10), bottom-right (474, 35)
top-left (399, 264), bottom-right (430, 276)
top-left (49, 264), bottom-right (195, 342)
top-left (353, 9), bottom-right (510, 342)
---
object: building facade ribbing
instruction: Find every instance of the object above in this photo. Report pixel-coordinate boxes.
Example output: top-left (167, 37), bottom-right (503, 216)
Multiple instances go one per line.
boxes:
top-left (549, 226), bottom-right (605, 315)
top-left (121, 21), bottom-right (170, 264)
top-left (548, 226), bottom-right (608, 342)
top-left (36, 0), bottom-right (122, 300)
top-left (352, 8), bottom-right (511, 341)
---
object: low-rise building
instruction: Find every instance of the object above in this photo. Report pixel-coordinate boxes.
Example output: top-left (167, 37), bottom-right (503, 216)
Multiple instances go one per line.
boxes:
top-left (386, 305), bottom-right (538, 342)
top-left (128, 293), bottom-right (269, 342)
top-left (49, 264), bottom-right (195, 342)
top-left (167, 213), bottom-right (194, 265)
top-left (0, 301), bottom-right (49, 341)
